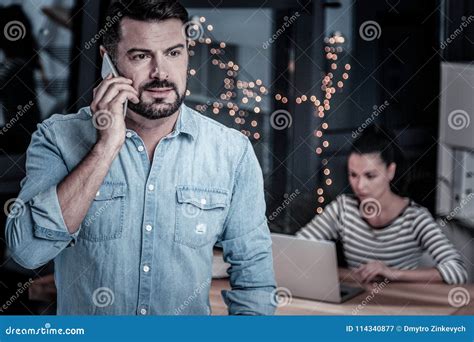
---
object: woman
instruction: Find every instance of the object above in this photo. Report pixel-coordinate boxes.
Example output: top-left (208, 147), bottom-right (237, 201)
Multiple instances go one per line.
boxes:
top-left (296, 125), bottom-right (467, 284)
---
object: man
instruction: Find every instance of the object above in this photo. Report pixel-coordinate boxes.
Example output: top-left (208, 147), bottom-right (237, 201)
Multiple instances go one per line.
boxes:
top-left (6, 0), bottom-right (276, 315)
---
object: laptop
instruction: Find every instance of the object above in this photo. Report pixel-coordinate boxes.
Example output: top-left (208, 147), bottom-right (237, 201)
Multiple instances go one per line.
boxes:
top-left (271, 233), bottom-right (364, 303)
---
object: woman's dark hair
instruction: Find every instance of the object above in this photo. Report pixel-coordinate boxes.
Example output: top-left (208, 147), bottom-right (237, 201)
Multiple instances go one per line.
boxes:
top-left (350, 124), bottom-right (399, 166)
top-left (349, 124), bottom-right (408, 195)
top-left (102, 0), bottom-right (189, 60)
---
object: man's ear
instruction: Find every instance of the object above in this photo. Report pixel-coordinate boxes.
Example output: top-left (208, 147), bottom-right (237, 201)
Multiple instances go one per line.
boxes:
top-left (99, 45), bottom-right (107, 58)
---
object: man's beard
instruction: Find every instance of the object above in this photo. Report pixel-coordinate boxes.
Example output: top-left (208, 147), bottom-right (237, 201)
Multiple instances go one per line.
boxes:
top-left (128, 79), bottom-right (186, 120)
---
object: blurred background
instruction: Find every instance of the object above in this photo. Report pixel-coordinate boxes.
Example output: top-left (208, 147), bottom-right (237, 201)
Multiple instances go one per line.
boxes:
top-left (0, 0), bottom-right (473, 314)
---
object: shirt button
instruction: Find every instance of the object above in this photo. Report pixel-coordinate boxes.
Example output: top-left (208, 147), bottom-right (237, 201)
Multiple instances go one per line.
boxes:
top-left (140, 308), bottom-right (147, 315)
top-left (96, 191), bottom-right (100, 197)
top-left (148, 184), bottom-right (155, 191)
top-left (200, 198), bottom-right (207, 205)
top-left (143, 265), bottom-right (150, 273)
top-left (126, 132), bottom-right (133, 138)
top-left (145, 224), bottom-right (153, 232)
top-left (137, 145), bottom-right (144, 152)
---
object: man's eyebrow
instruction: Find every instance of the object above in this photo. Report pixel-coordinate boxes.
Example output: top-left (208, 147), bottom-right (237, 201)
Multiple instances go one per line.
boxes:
top-left (164, 43), bottom-right (185, 53)
top-left (126, 48), bottom-right (153, 54)
top-left (126, 44), bottom-right (185, 55)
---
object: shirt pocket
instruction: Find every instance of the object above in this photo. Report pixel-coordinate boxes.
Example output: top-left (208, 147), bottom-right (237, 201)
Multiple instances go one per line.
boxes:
top-left (175, 186), bottom-right (229, 249)
top-left (79, 182), bottom-right (126, 242)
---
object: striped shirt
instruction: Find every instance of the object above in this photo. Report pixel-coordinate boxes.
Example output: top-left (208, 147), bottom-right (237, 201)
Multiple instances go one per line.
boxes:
top-left (296, 194), bottom-right (467, 284)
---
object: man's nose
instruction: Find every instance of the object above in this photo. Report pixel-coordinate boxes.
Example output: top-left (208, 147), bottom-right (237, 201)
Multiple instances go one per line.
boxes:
top-left (150, 63), bottom-right (169, 80)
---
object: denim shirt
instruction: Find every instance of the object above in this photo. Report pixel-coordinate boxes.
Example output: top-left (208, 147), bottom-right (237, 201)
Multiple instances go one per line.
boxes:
top-left (5, 104), bottom-right (276, 315)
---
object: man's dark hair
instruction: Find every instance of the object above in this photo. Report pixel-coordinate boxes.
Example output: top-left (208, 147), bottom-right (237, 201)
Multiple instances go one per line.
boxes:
top-left (102, 0), bottom-right (189, 60)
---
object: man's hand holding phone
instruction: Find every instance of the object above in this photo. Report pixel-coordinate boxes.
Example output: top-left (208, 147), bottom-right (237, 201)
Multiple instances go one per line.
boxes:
top-left (90, 60), bottom-right (139, 155)
top-left (56, 60), bottom-right (140, 235)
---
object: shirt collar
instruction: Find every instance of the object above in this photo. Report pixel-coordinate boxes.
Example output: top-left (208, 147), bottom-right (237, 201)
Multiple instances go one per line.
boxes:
top-left (174, 104), bottom-right (197, 139)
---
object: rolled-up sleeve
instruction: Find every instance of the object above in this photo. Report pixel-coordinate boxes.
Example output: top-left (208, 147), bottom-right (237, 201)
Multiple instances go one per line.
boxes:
top-left (218, 138), bottom-right (276, 315)
top-left (5, 121), bottom-right (79, 270)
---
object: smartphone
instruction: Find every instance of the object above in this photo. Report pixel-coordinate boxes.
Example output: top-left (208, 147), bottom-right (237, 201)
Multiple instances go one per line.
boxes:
top-left (101, 52), bottom-right (128, 117)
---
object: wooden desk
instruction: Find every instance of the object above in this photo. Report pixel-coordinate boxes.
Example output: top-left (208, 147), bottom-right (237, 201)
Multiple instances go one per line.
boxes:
top-left (210, 270), bottom-right (474, 315)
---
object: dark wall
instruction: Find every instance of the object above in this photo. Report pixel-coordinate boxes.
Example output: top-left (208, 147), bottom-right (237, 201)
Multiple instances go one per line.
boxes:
top-left (281, 0), bottom-right (445, 233)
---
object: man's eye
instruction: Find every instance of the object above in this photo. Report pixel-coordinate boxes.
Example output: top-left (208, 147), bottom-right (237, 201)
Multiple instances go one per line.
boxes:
top-left (169, 50), bottom-right (181, 57)
top-left (133, 54), bottom-right (149, 60)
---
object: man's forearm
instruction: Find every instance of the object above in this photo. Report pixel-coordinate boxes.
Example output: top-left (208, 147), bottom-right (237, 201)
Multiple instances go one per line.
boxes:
top-left (57, 141), bottom-right (121, 234)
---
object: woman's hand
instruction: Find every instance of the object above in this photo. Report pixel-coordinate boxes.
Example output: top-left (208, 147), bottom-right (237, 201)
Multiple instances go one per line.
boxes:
top-left (354, 261), bottom-right (397, 283)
